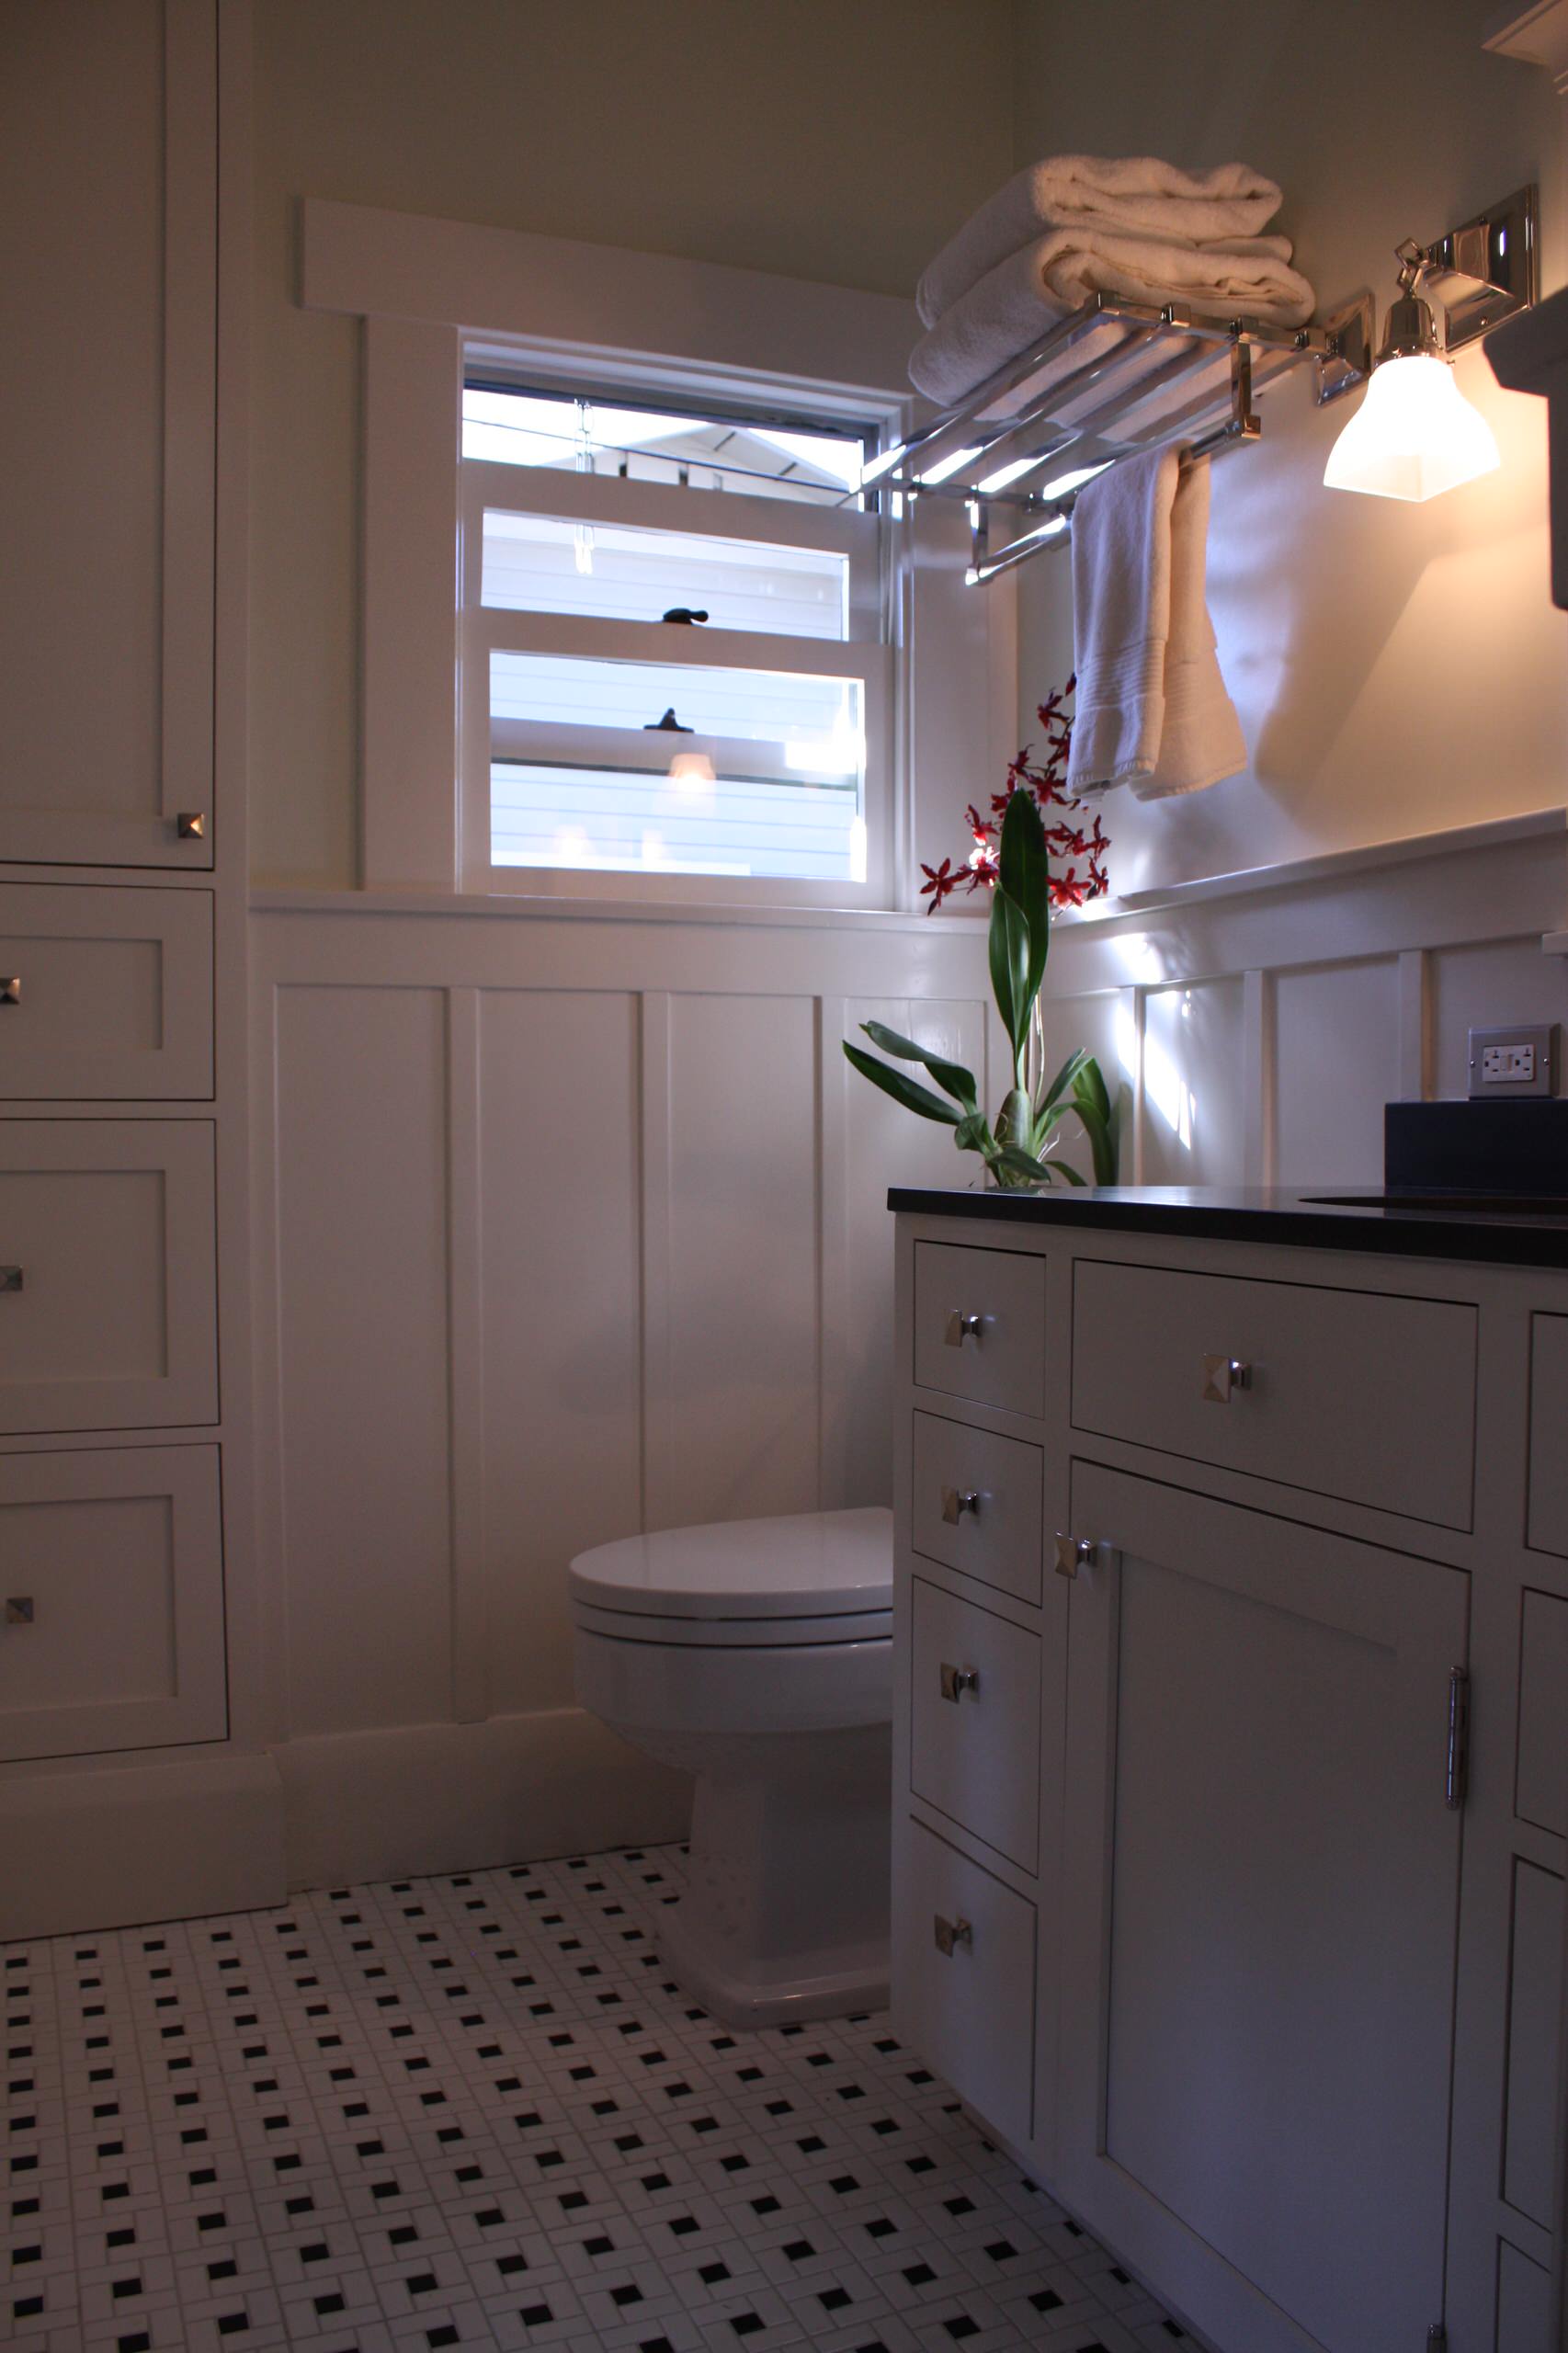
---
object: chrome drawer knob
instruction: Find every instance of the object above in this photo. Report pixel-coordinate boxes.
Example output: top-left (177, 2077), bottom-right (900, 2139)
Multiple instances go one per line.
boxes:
top-left (941, 1486), bottom-right (981, 1525)
top-left (1201, 1353), bottom-right (1252, 1404)
top-left (0, 977), bottom-right (18, 1005)
top-left (934, 1914), bottom-right (972, 1957)
top-left (176, 811), bottom-right (207, 840)
top-left (0, 1267), bottom-right (22, 1293)
top-left (5, 1597), bottom-right (33, 1626)
top-left (939, 1662), bottom-right (980, 1703)
top-left (945, 1311), bottom-right (984, 1347)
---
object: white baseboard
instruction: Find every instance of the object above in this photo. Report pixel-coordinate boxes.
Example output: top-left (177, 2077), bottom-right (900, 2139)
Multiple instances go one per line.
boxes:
top-left (272, 1706), bottom-right (692, 1892)
top-left (0, 1754), bottom-right (288, 1941)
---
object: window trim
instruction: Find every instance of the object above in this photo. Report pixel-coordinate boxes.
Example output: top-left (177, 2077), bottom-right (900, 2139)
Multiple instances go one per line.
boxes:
top-left (311, 199), bottom-right (1015, 912)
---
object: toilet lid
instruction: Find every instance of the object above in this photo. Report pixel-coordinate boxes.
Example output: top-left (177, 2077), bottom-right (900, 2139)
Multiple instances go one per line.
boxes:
top-left (569, 1505), bottom-right (892, 1623)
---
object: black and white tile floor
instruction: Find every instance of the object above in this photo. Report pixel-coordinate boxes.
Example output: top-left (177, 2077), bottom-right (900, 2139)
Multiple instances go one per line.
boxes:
top-left (2, 1845), bottom-right (1192, 2353)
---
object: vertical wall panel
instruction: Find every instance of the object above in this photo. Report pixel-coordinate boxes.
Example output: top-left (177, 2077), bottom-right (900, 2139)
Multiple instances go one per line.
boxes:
top-left (664, 993), bottom-right (819, 1526)
top-left (1431, 937), bottom-right (1568, 1100)
top-left (1142, 978), bottom-right (1246, 1189)
top-left (839, 995), bottom-right (987, 1505)
top-left (1274, 958), bottom-right (1400, 1188)
top-left (478, 988), bottom-right (642, 1715)
top-left (276, 985), bottom-right (453, 1733)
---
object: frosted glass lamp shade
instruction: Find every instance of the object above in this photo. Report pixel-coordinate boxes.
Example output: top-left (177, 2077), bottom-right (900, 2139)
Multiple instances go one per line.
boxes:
top-left (1324, 353), bottom-right (1501, 502)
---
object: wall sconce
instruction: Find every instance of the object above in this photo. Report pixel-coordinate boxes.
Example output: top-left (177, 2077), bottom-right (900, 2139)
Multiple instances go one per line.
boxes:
top-left (1324, 186), bottom-right (1537, 503)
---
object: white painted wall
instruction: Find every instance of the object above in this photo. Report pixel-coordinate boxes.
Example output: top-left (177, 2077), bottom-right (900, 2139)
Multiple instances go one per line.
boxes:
top-left (1012, 0), bottom-right (1568, 899)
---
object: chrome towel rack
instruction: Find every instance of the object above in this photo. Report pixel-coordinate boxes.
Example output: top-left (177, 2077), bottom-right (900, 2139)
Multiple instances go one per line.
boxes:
top-left (864, 292), bottom-right (1370, 582)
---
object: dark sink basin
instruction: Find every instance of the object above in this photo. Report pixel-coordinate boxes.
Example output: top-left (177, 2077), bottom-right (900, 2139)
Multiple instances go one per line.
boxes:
top-left (1301, 1192), bottom-right (1568, 1217)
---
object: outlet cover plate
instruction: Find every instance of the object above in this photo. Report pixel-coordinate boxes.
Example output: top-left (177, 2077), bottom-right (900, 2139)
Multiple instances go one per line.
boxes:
top-left (1467, 1022), bottom-right (1558, 1098)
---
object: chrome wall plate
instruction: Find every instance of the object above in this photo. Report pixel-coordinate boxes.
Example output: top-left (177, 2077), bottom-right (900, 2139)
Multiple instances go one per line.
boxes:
top-left (1426, 185), bottom-right (1538, 350)
top-left (1315, 292), bottom-right (1375, 404)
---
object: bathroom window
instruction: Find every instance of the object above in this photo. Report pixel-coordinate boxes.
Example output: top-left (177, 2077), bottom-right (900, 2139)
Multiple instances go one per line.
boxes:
top-left (458, 381), bottom-right (892, 896)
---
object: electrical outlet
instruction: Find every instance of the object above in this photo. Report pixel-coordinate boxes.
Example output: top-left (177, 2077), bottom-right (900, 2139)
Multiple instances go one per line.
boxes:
top-left (1467, 1024), bottom-right (1558, 1099)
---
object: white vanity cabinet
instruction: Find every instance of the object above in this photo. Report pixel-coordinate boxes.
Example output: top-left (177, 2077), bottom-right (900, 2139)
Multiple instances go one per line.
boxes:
top-left (892, 1202), bottom-right (1568, 2353)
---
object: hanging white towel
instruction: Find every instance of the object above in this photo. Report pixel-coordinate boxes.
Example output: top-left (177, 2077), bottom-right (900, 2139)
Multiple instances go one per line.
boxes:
top-left (908, 227), bottom-right (1314, 411)
top-left (917, 153), bottom-right (1284, 328)
top-left (1138, 456), bottom-right (1247, 801)
top-left (1065, 448), bottom-right (1246, 802)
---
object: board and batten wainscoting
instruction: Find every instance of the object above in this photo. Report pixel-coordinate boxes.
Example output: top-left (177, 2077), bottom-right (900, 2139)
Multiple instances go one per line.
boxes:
top-left (248, 896), bottom-right (994, 1888)
top-left (1036, 805), bottom-right (1568, 1192)
top-left (247, 804), bottom-right (1568, 1894)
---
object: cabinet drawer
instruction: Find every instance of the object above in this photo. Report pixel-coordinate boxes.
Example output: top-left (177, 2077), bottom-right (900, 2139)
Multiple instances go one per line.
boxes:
top-left (914, 1242), bottom-right (1046, 1417)
top-left (911, 1411), bottom-right (1043, 1605)
top-left (910, 1578), bottom-right (1040, 1873)
top-left (0, 885), bottom-right (212, 1098)
top-left (1072, 1259), bottom-right (1476, 1529)
top-left (896, 1818), bottom-right (1036, 2149)
top-left (0, 1120), bottom-right (217, 1434)
top-left (0, 1445), bottom-right (226, 1761)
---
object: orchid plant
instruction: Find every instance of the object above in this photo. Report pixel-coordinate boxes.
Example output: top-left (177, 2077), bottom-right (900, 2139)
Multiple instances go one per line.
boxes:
top-left (844, 683), bottom-right (1117, 1190)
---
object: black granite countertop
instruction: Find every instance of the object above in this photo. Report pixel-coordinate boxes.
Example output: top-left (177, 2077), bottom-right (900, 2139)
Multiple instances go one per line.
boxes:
top-left (886, 1183), bottom-right (1568, 1270)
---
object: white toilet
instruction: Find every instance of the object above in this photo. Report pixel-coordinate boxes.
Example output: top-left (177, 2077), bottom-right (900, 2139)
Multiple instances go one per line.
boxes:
top-left (570, 1505), bottom-right (893, 2028)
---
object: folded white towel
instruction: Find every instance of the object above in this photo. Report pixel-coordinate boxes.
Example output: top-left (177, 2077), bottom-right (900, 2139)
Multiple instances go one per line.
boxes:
top-left (908, 228), bottom-right (1314, 411)
top-left (917, 153), bottom-right (1284, 327)
top-left (1065, 449), bottom-right (1246, 802)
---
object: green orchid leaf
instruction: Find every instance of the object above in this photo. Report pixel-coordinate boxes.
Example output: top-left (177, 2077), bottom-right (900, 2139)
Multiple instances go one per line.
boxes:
top-left (995, 1143), bottom-right (1060, 1186)
top-left (989, 887), bottom-right (1033, 1071)
top-left (1035, 1045), bottom-right (1093, 1117)
top-left (859, 1021), bottom-right (978, 1113)
top-left (1073, 1096), bottom-right (1118, 1186)
top-left (842, 1041), bottom-right (960, 1124)
top-left (953, 1109), bottom-right (998, 1159)
top-left (998, 789), bottom-right (1051, 1011)
top-left (1073, 1053), bottom-right (1112, 1129)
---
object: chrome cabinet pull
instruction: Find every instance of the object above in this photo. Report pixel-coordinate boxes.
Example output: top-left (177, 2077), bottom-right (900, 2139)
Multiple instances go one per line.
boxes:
top-left (1055, 1531), bottom-right (1112, 1580)
top-left (945, 1310), bottom-right (984, 1347)
top-left (933, 1914), bottom-right (972, 1956)
top-left (0, 977), bottom-right (18, 1005)
top-left (0, 1267), bottom-right (22, 1294)
top-left (4, 1597), bottom-right (32, 1626)
top-left (176, 811), bottom-right (207, 840)
top-left (939, 1662), bottom-right (979, 1703)
top-left (941, 1486), bottom-right (981, 1525)
top-left (1201, 1353), bottom-right (1252, 1404)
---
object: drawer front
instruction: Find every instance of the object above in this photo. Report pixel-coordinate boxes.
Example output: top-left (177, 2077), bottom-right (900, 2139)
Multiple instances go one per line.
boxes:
top-left (1527, 1313), bottom-right (1568, 1555)
top-left (0, 884), bottom-right (212, 1099)
top-left (910, 1578), bottom-right (1041, 1873)
top-left (911, 1411), bottom-right (1043, 1604)
top-left (1072, 1259), bottom-right (1476, 1529)
top-left (1516, 1588), bottom-right (1568, 1838)
top-left (896, 1818), bottom-right (1036, 2149)
top-left (914, 1242), bottom-right (1046, 1417)
top-left (0, 1445), bottom-right (226, 1761)
top-left (0, 1120), bottom-right (217, 1434)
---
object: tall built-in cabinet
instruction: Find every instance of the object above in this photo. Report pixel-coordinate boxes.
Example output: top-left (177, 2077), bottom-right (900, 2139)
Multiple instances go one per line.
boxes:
top-left (893, 1206), bottom-right (1568, 2353)
top-left (0, 0), bottom-right (276, 1932)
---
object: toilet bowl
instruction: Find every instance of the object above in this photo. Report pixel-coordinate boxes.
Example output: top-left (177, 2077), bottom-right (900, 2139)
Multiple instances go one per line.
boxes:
top-left (570, 1506), bottom-right (893, 2028)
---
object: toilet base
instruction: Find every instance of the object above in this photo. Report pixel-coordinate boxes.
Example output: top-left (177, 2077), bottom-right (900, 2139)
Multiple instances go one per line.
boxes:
top-left (659, 1898), bottom-right (888, 2028)
top-left (658, 1724), bottom-right (892, 2029)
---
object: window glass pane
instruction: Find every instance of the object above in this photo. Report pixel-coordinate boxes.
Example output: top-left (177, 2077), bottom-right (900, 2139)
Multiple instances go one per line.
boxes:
top-left (490, 648), bottom-right (861, 760)
top-left (481, 511), bottom-right (848, 639)
top-left (491, 763), bottom-right (865, 882)
top-left (462, 386), bottom-right (865, 506)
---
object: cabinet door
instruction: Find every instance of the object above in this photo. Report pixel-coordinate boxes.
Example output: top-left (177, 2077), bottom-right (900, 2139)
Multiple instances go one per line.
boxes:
top-left (0, 1444), bottom-right (225, 1760)
top-left (1059, 1461), bottom-right (1467, 2353)
top-left (0, 1), bottom-right (216, 869)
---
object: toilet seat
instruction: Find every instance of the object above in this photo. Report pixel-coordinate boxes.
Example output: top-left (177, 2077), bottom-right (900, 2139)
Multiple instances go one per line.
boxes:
top-left (569, 1505), bottom-right (892, 1650)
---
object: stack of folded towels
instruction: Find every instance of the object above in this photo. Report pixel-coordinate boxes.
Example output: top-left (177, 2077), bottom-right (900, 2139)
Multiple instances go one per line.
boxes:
top-left (911, 155), bottom-right (1316, 802)
top-left (911, 152), bottom-right (1315, 417)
